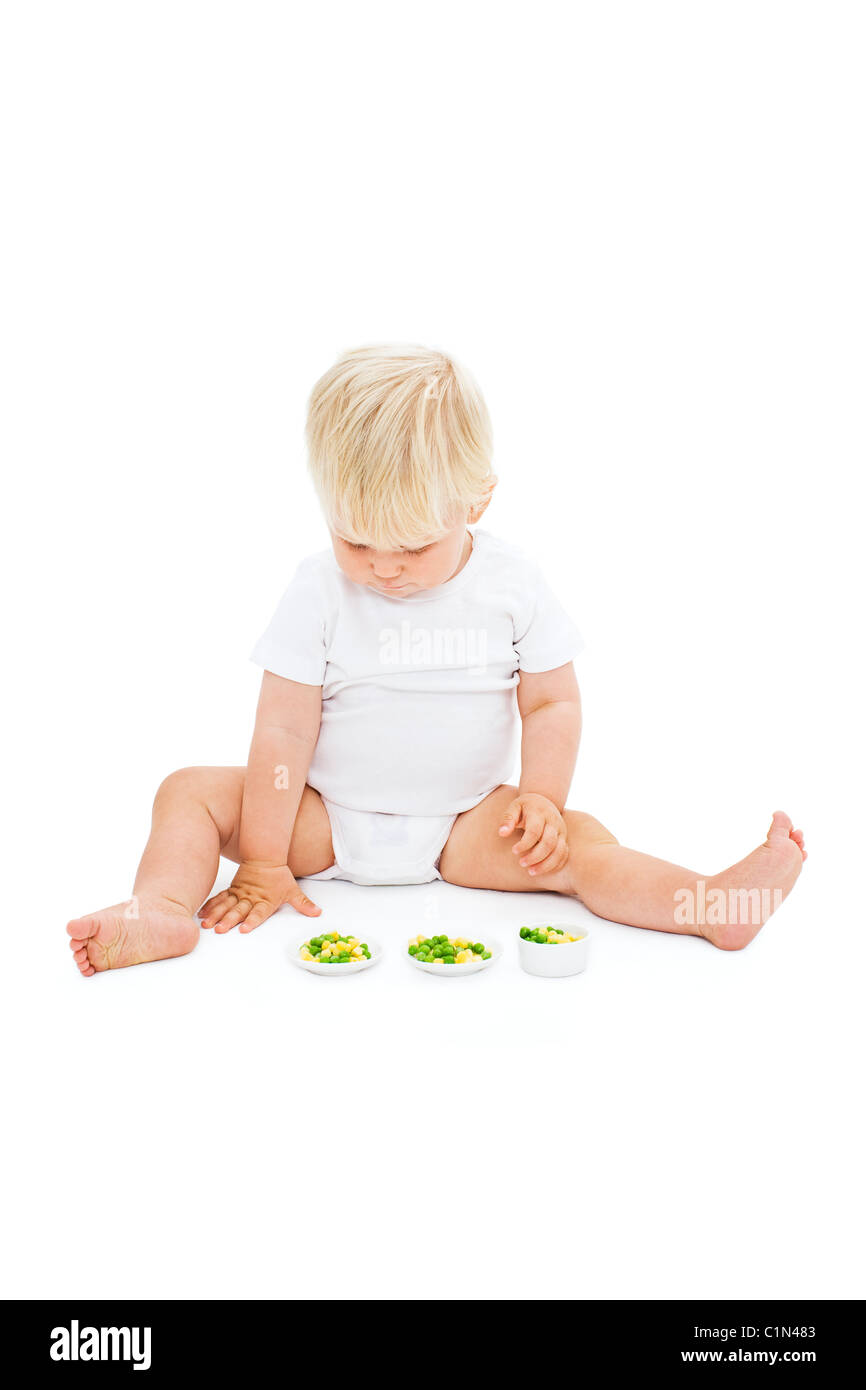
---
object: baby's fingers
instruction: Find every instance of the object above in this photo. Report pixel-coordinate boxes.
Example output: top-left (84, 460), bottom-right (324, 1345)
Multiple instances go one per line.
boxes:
top-left (214, 899), bottom-right (252, 933)
top-left (288, 887), bottom-right (321, 918)
top-left (238, 901), bottom-right (277, 934)
top-left (526, 836), bottom-right (569, 877)
top-left (200, 891), bottom-right (235, 928)
top-left (518, 822), bottom-right (559, 868)
top-left (498, 798), bottom-right (524, 837)
top-left (512, 812), bottom-right (545, 856)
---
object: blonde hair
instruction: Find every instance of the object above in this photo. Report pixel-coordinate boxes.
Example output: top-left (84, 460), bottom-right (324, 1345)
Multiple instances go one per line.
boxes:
top-left (306, 343), bottom-right (494, 549)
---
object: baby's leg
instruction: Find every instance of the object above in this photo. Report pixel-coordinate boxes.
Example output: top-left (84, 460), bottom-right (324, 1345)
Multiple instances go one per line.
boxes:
top-left (67, 768), bottom-right (334, 975)
top-left (438, 786), bottom-right (805, 950)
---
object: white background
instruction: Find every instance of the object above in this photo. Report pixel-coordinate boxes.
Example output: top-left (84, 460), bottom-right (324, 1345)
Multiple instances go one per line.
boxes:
top-left (2, 1), bottom-right (864, 1299)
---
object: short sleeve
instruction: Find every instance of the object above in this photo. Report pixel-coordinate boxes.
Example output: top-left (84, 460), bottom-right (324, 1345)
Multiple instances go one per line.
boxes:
top-left (250, 556), bottom-right (331, 686)
top-left (513, 562), bottom-right (585, 673)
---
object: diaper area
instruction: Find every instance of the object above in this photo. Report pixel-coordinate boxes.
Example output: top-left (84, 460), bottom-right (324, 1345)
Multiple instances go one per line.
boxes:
top-left (306, 800), bottom-right (458, 887)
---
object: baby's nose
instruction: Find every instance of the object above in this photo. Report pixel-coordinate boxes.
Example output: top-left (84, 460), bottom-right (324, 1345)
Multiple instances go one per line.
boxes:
top-left (372, 555), bottom-right (403, 579)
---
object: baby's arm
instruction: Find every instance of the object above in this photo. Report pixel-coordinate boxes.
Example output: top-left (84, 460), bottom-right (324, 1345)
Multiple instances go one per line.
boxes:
top-left (498, 662), bottom-right (582, 875)
top-left (200, 672), bottom-right (323, 931)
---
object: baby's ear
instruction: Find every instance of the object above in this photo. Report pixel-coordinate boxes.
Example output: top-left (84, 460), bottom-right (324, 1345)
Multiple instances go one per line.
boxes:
top-left (467, 473), bottom-right (498, 523)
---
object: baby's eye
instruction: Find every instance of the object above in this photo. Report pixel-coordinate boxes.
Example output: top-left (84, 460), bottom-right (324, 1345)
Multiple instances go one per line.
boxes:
top-left (343, 540), bottom-right (369, 551)
top-left (404, 545), bottom-right (432, 556)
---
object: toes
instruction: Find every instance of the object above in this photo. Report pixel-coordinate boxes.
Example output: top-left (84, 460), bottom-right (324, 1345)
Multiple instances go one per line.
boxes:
top-left (67, 916), bottom-right (97, 941)
top-left (767, 810), bottom-right (794, 841)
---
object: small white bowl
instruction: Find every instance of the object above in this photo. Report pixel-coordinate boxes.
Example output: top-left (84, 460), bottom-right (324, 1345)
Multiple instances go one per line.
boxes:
top-left (517, 924), bottom-right (590, 978)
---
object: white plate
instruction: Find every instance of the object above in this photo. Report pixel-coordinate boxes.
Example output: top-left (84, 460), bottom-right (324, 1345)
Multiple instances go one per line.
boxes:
top-left (408, 936), bottom-right (501, 977)
top-left (292, 934), bottom-right (382, 976)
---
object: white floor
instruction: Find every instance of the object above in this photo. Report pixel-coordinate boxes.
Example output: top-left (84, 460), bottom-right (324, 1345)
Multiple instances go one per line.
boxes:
top-left (7, 846), bottom-right (862, 1301)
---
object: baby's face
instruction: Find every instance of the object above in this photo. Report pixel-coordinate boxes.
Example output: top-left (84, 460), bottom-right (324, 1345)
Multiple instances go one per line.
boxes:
top-left (331, 517), bottom-right (472, 597)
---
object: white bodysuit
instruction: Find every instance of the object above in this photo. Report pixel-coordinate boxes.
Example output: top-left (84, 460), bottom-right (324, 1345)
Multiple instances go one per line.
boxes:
top-left (250, 528), bottom-right (583, 885)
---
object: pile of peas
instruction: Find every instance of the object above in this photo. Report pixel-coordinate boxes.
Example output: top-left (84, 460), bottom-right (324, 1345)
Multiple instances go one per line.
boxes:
top-left (300, 932), bottom-right (371, 963)
top-left (519, 925), bottom-right (584, 945)
top-left (408, 934), bottom-right (491, 964)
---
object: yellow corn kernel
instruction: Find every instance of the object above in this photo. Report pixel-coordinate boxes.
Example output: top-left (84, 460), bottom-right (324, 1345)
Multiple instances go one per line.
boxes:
top-left (455, 949), bottom-right (472, 964)
top-left (351, 946), bottom-right (363, 958)
top-left (453, 937), bottom-right (468, 949)
top-left (300, 948), bottom-right (313, 961)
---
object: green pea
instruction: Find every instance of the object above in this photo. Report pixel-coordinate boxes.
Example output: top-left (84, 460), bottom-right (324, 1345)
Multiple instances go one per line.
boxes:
top-left (415, 952), bottom-right (428, 962)
top-left (360, 943), bottom-right (369, 951)
top-left (443, 956), bottom-right (456, 964)
top-left (482, 950), bottom-right (492, 960)
top-left (431, 947), bottom-right (443, 958)
top-left (408, 944), bottom-right (419, 955)
top-left (472, 943), bottom-right (484, 955)
top-left (535, 931), bottom-right (548, 943)
top-left (519, 927), bottom-right (531, 939)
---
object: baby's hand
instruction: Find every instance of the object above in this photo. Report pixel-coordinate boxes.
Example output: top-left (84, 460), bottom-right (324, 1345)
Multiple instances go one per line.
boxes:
top-left (200, 861), bottom-right (321, 933)
top-left (498, 793), bottom-right (569, 876)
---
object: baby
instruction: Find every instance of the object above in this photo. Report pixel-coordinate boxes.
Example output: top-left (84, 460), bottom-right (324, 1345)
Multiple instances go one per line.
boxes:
top-left (67, 344), bottom-right (806, 975)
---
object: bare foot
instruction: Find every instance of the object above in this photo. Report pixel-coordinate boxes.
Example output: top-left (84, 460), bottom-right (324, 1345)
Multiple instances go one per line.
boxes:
top-left (701, 811), bottom-right (807, 951)
top-left (66, 897), bottom-right (200, 975)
